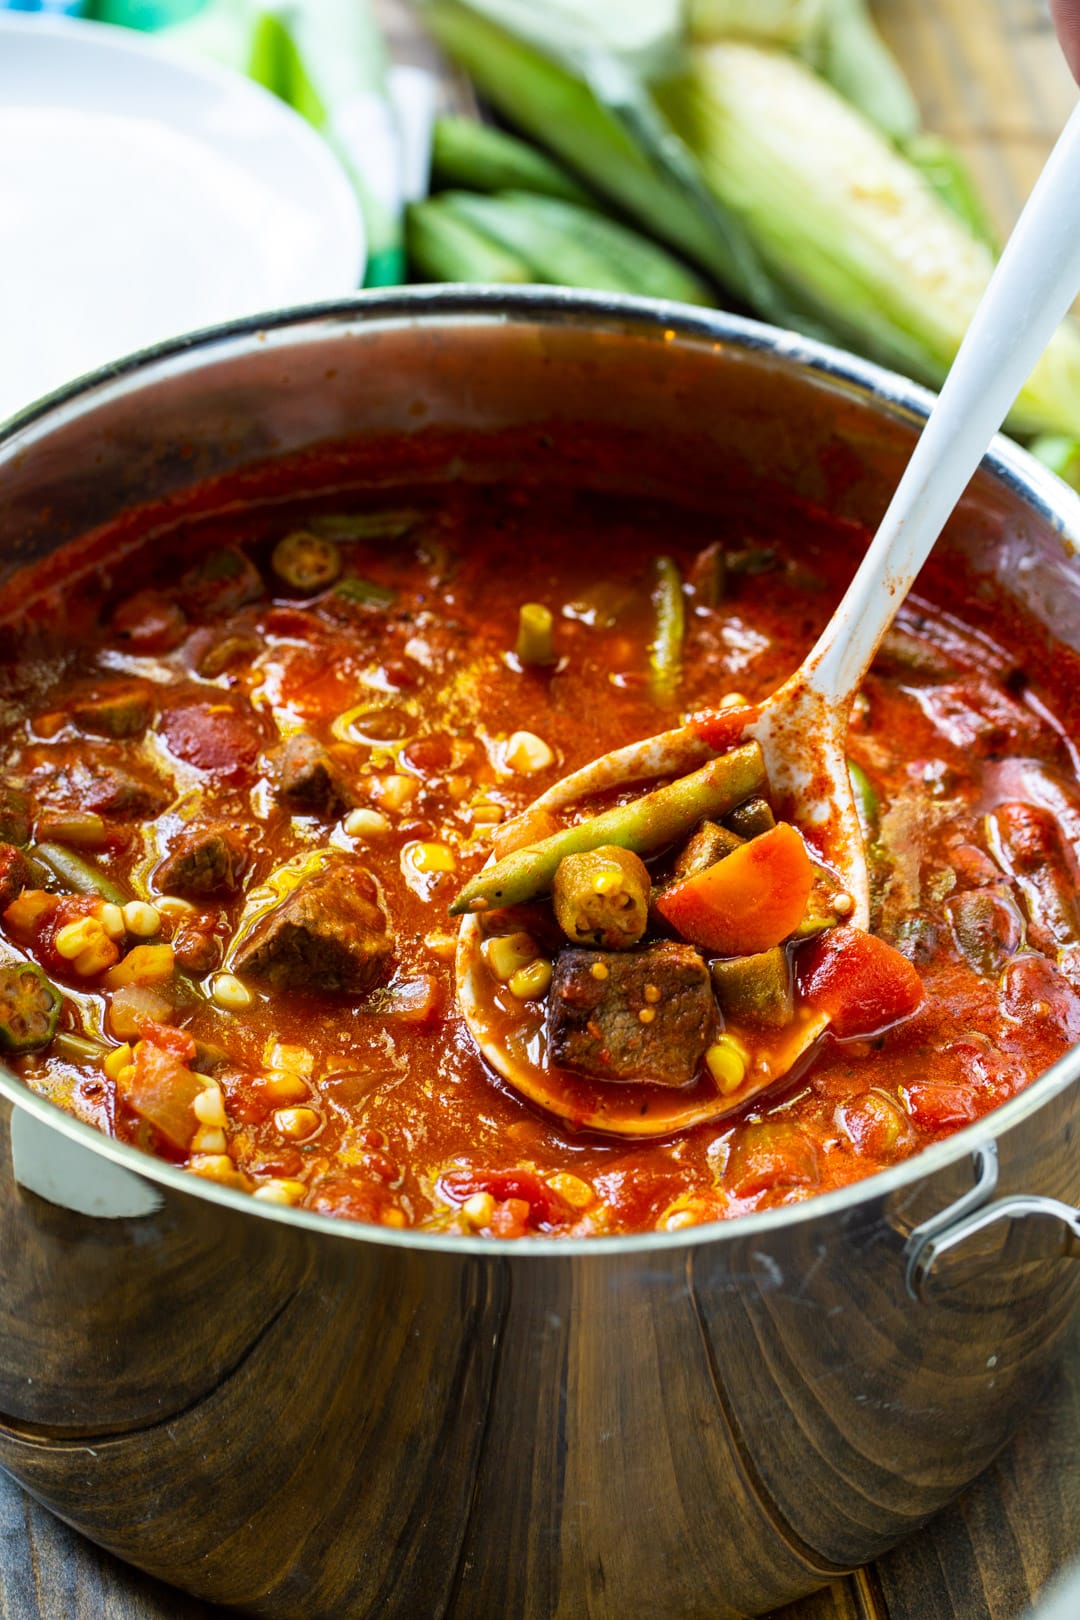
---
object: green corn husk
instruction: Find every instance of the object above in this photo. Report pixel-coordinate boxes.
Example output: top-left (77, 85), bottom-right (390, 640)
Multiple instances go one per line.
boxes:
top-left (407, 197), bottom-right (533, 283)
top-left (1031, 436), bottom-right (1080, 493)
top-left (441, 190), bottom-right (713, 303)
top-left (420, 0), bottom-right (800, 325)
top-left (432, 115), bottom-right (594, 203)
top-left (688, 0), bottom-right (826, 50)
top-left (903, 133), bottom-right (997, 246)
top-left (656, 43), bottom-right (1080, 437)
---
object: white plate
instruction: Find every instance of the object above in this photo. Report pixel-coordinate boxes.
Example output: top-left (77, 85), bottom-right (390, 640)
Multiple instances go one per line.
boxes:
top-left (0, 14), bottom-right (365, 422)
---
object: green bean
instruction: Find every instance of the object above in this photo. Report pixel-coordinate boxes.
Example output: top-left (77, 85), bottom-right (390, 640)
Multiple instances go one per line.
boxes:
top-left (53, 1030), bottom-right (107, 1065)
top-left (515, 603), bottom-right (556, 667)
top-left (450, 742), bottom-right (766, 915)
top-left (34, 842), bottom-right (126, 905)
top-left (688, 541), bottom-right (727, 608)
top-left (309, 511), bottom-right (421, 540)
top-left (847, 761), bottom-right (878, 838)
top-left (334, 577), bottom-right (398, 610)
top-left (648, 556), bottom-right (684, 706)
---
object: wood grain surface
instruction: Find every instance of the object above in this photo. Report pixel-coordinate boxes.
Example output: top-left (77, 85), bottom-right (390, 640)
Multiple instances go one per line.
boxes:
top-left (2, 2), bottom-right (1078, 1618)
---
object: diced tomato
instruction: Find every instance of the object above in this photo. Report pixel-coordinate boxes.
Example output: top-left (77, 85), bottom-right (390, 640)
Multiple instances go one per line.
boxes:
top-left (724, 1122), bottom-right (820, 1199)
top-left (797, 926), bottom-right (923, 1038)
top-left (118, 1040), bottom-right (203, 1152)
top-left (441, 1167), bottom-right (571, 1228)
top-left (112, 590), bottom-right (187, 652)
top-left (900, 1083), bottom-right (978, 1133)
top-left (489, 1198), bottom-right (532, 1238)
top-left (140, 1022), bottom-right (197, 1063)
top-left (655, 821), bottom-right (813, 954)
top-left (307, 1178), bottom-right (394, 1224)
top-left (160, 702), bottom-right (264, 778)
top-left (493, 808), bottom-right (561, 861)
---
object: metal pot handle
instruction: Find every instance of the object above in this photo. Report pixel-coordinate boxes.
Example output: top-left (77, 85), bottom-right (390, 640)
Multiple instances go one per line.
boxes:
top-left (905, 1143), bottom-right (1080, 1301)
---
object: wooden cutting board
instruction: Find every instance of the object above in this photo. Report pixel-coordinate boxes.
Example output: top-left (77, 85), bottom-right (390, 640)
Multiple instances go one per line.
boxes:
top-left (1, 2), bottom-right (1078, 1617)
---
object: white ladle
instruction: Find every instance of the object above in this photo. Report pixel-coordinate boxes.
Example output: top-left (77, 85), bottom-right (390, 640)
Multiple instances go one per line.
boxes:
top-left (457, 103), bottom-right (1080, 1137)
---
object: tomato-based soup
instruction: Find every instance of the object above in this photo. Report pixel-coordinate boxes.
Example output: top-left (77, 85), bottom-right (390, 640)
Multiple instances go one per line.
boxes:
top-left (1, 466), bottom-right (1079, 1238)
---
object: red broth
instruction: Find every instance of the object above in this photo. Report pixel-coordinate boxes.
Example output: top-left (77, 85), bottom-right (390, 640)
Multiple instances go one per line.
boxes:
top-left (1, 468), bottom-right (1079, 1238)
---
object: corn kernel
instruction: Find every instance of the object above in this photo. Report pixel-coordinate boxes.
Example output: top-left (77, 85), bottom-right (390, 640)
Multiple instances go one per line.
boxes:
top-left (75, 936), bottom-right (121, 977)
top-left (344, 807), bottom-right (391, 839)
top-left (445, 775), bottom-right (472, 802)
top-left (643, 984), bottom-right (661, 1004)
top-left (104, 943), bottom-right (174, 989)
top-left (463, 1191), bottom-right (495, 1226)
top-left (193, 1086), bottom-right (227, 1128)
top-left (719, 692), bottom-right (747, 709)
top-left (547, 1172), bottom-right (594, 1210)
top-left (188, 1154), bottom-right (247, 1189)
top-left (265, 1042), bottom-right (314, 1077)
top-left (508, 958), bottom-right (553, 1000)
top-left (638, 1007), bottom-right (656, 1025)
top-left (253, 1178), bottom-right (307, 1205)
top-left (406, 841), bottom-right (456, 874)
top-left (660, 1208), bottom-right (698, 1231)
top-left (55, 917), bottom-right (104, 960)
top-left (590, 962), bottom-right (609, 981)
top-left (99, 903), bottom-right (126, 940)
top-left (481, 931), bottom-right (538, 983)
top-left (103, 1043), bottom-right (134, 1082)
top-left (424, 930), bottom-right (458, 961)
top-left (122, 901), bottom-right (161, 937)
top-left (471, 801), bottom-right (504, 825)
top-left (369, 774), bottom-right (418, 813)
top-left (262, 1070), bottom-right (310, 1103)
top-left (381, 1209), bottom-right (408, 1229)
top-left (211, 972), bottom-right (253, 1012)
top-left (705, 1037), bottom-right (748, 1095)
top-left (273, 1106), bottom-right (321, 1140)
top-left (504, 730), bottom-right (554, 774)
top-left (191, 1125), bottom-right (227, 1155)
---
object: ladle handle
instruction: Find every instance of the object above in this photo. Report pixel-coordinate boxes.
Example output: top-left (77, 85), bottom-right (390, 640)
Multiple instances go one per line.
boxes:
top-left (805, 98), bottom-right (1080, 709)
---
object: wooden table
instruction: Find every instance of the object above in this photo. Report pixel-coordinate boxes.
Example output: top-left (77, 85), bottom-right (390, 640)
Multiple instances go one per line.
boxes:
top-left (2, 2), bottom-right (1078, 1617)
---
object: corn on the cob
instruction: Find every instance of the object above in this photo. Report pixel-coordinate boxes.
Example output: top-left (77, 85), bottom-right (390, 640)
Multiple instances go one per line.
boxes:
top-left (689, 0), bottom-right (826, 49)
top-left (432, 115), bottom-right (593, 203)
top-left (406, 198), bottom-right (532, 283)
top-left (656, 43), bottom-right (1080, 436)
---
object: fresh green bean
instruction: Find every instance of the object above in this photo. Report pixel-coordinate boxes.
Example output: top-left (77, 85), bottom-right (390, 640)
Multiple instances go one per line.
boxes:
top-left (515, 603), bottom-right (556, 667)
top-left (725, 796), bottom-right (776, 839)
top-left (648, 556), bottom-right (684, 706)
top-left (450, 742), bottom-right (766, 914)
top-left (34, 842), bottom-right (126, 905)
top-left (53, 1030), bottom-right (107, 1065)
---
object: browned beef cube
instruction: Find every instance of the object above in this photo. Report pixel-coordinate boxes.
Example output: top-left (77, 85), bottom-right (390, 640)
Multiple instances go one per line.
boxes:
top-left (232, 854), bottom-right (391, 993)
top-left (275, 734), bottom-right (354, 817)
top-left (156, 822), bottom-right (252, 897)
top-left (0, 844), bottom-right (28, 910)
top-left (68, 679), bottom-right (154, 738)
top-left (547, 941), bottom-right (715, 1087)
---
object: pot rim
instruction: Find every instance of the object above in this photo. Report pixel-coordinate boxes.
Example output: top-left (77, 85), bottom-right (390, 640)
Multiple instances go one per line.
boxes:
top-left (3, 283), bottom-right (1080, 1259)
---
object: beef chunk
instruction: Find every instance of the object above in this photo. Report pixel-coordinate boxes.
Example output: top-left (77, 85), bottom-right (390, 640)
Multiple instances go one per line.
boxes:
top-left (233, 854), bottom-right (391, 993)
top-left (27, 747), bottom-right (169, 819)
top-left (156, 822), bottom-right (252, 897)
top-left (275, 734), bottom-right (354, 817)
top-left (68, 679), bottom-right (154, 738)
top-left (547, 941), bottom-right (715, 1087)
top-left (0, 843), bottom-right (28, 910)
